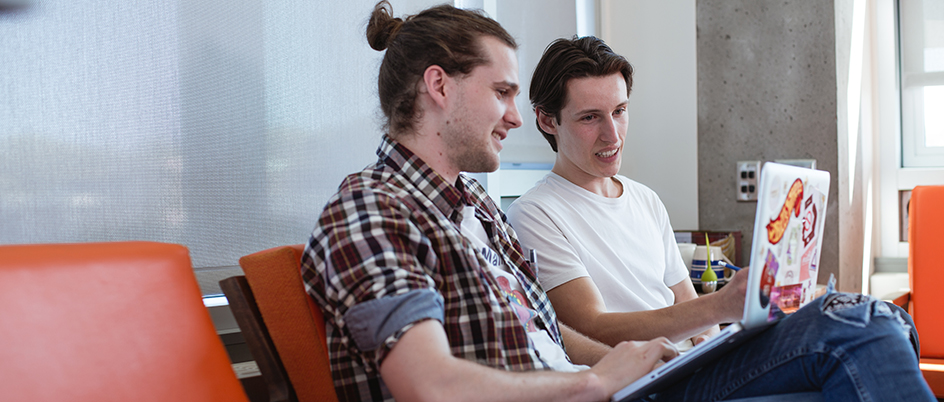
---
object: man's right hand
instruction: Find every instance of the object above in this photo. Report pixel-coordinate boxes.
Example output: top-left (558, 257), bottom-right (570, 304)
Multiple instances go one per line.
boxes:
top-left (589, 337), bottom-right (679, 398)
top-left (714, 266), bottom-right (750, 322)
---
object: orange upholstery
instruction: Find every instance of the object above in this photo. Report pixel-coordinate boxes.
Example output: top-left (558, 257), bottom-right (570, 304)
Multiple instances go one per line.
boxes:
top-left (0, 242), bottom-right (248, 402)
top-left (238, 244), bottom-right (338, 402)
top-left (909, 185), bottom-right (944, 396)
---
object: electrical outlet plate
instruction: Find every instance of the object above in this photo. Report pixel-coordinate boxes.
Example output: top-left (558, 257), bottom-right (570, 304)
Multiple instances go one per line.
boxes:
top-left (736, 161), bottom-right (761, 202)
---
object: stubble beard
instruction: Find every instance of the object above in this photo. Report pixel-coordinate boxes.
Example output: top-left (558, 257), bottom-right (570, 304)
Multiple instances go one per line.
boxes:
top-left (442, 117), bottom-right (500, 175)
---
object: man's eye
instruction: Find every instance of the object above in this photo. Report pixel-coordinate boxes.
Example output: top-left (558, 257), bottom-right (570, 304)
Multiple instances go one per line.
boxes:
top-left (613, 107), bottom-right (626, 116)
top-left (582, 115), bottom-right (595, 121)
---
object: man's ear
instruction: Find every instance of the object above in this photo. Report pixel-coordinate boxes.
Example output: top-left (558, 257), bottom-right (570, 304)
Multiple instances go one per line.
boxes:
top-left (422, 65), bottom-right (449, 110)
top-left (535, 108), bottom-right (558, 135)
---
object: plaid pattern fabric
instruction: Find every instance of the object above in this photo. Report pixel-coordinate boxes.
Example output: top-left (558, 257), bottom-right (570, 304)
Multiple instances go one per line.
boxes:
top-left (301, 135), bottom-right (564, 402)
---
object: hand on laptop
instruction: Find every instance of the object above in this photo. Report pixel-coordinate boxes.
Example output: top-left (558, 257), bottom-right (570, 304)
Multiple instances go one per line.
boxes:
top-left (692, 331), bottom-right (716, 346)
top-left (590, 337), bottom-right (679, 397)
top-left (714, 266), bottom-right (750, 323)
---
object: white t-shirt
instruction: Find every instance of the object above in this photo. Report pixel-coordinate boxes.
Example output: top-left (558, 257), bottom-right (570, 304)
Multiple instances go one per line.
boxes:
top-left (459, 206), bottom-right (587, 372)
top-left (506, 173), bottom-right (690, 313)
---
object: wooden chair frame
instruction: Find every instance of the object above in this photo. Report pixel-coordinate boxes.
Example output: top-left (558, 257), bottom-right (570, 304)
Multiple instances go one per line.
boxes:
top-left (221, 276), bottom-right (297, 402)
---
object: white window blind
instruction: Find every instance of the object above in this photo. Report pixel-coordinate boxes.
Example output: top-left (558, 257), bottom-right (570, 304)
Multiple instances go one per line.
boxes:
top-left (1, 0), bottom-right (441, 268)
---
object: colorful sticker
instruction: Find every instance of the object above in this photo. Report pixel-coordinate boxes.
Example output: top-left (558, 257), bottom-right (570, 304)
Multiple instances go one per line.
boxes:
top-left (778, 227), bottom-right (801, 287)
top-left (769, 283), bottom-right (803, 320)
top-left (802, 194), bottom-right (819, 247)
top-left (766, 178), bottom-right (804, 245)
top-left (799, 244), bottom-right (814, 283)
top-left (759, 249), bottom-right (779, 309)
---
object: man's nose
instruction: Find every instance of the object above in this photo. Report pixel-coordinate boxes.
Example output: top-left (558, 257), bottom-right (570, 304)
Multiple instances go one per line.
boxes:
top-left (505, 101), bottom-right (523, 128)
top-left (600, 117), bottom-right (619, 143)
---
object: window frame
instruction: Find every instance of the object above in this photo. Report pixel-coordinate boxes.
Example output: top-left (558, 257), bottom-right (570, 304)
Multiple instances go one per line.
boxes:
top-left (877, 0), bottom-right (944, 259)
top-left (899, 0), bottom-right (944, 167)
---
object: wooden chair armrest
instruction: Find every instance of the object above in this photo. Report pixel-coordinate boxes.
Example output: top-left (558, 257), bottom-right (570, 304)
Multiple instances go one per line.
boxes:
top-left (220, 276), bottom-right (296, 402)
top-left (887, 290), bottom-right (911, 310)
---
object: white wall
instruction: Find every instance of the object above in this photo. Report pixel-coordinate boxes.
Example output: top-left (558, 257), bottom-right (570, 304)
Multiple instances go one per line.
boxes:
top-left (599, 0), bottom-right (700, 230)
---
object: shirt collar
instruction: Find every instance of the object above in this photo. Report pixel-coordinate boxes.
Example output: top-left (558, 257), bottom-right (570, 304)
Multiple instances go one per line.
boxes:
top-left (377, 135), bottom-right (467, 223)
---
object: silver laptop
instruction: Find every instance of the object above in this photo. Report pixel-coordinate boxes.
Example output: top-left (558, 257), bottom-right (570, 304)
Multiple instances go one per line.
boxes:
top-left (612, 162), bottom-right (830, 401)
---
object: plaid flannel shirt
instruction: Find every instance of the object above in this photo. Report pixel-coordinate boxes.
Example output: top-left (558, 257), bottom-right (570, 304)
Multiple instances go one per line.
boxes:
top-left (301, 135), bottom-right (564, 402)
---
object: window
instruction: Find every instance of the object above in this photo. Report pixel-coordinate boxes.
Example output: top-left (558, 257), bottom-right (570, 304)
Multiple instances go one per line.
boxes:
top-left (900, 0), bottom-right (944, 167)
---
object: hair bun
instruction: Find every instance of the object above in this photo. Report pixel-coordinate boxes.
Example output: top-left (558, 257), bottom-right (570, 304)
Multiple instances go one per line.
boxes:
top-left (366, 1), bottom-right (403, 51)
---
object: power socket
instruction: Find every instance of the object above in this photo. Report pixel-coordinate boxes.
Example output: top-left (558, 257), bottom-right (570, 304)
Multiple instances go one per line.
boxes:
top-left (736, 161), bottom-right (761, 202)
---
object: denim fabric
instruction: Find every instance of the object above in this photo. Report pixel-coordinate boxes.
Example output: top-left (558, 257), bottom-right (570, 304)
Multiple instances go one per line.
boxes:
top-left (726, 392), bottom-right (822, 402)
top-left (883, 301), bottom-right (920, 357)
top-left (643, 293), bottom-right (934, 402)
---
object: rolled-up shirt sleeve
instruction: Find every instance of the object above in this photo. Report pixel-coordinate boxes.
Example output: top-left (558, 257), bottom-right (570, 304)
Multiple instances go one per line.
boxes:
top-left (344, 288), bottom-right (444, 351)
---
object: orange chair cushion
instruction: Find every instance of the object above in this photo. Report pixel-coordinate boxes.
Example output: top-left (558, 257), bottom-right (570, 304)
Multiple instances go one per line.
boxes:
top-left (239, 244), bottom-right (337, 402)
top-left (0, 242), bottom-right (247, 402)
top-left (909, 186), bottom-right (944, 358)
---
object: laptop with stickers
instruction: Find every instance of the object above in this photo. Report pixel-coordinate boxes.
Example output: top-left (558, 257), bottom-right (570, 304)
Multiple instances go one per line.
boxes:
top-left (611, 162), bottom-right (830, 402)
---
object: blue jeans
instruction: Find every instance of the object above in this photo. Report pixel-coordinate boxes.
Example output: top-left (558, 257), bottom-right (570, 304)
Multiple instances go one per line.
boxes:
top-left (644, 293), bottom-right (934, 402)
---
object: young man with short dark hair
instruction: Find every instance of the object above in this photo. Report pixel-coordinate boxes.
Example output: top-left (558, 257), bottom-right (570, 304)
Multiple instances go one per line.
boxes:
top-left (507, 35), bottom-right (932, 401)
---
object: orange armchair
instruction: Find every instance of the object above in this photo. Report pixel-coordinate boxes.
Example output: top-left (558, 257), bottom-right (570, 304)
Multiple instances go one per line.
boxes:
top-left (0, 241), bottom-right (249, 402)
top-left (221, 244), bottom-right (338, 402)
top-left (909, 185), bottom-right (944, 396)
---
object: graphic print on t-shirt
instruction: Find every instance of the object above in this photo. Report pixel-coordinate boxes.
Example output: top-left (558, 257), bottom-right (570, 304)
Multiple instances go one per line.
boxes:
top-left (471, 241), bottom-right (539, 332)
top-left (459, 205), bottom-right (586, 372)
top-left (492, 261), bottom-right (538, 332)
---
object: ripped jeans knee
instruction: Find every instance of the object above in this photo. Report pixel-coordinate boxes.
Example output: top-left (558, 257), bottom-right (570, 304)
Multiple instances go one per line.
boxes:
top-left (820, 292), bottom-right (918, 356)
